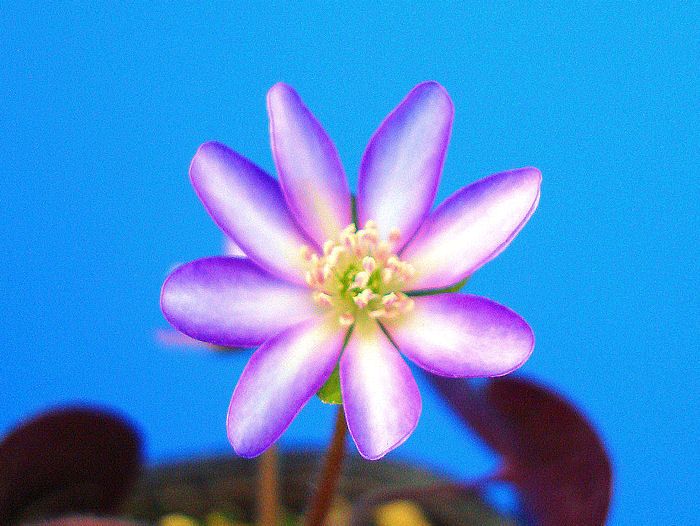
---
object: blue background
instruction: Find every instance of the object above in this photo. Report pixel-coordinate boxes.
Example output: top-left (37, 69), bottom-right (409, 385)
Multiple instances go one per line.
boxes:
top-left (1, 2), bottom-right (697, 524)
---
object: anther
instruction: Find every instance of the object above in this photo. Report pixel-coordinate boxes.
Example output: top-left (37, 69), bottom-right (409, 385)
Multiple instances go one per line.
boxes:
top-left (382, 309), bottom-right (401, 319)
top-left (400, 298), bottom-right (415, 312)
top-left (388, 228), bottom-right (401, 244)
top-left (327, 246), bottom-right (346, 266)
top-left (353, 288), bottom-right (377, 309)
top-left (305, 271), bottom-right (316, 287)
top-left (381, 268), bottom-right (394, 283)
top-left (386, 256), bottom-right (400, 271)
top-left (358, 228), bottom-right (379, 246)
top-left (339, 312), bottom-right (355, 326)
top-left (312, 267), bottom-right (325, 284)
top-left (321, 264), bottom-right (332, 281)
top-left (362, 256), bottom-right (377, 274)
top-left (344, 234), bottom-right (358, 254)
top-left (381, 292), bottom-right (398, 307)
top-left (312, 292), bottom-right (333, 307)
top-left (350, 271), bottom-right (370, 289)
top-left (374, 242), bottom-right (391, 262)
top-left (299, 245), bottom-right (313, 261)
top-left (368, 308), bottom-right (387, 319)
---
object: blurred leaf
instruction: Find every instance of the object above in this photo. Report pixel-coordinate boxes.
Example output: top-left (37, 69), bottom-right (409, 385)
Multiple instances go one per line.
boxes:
top-left (374, 500), bottom-right (432, 526)
top-left (0, 406), bottom-right (142, 524)
top-left (349, 483), bottom-right (514, 526)
top-left (27, 518), bottom-right (144, 526)
top-left (157, 514), bottom-right (200, 526)
top-left (430, 375), bottom-right (612, 526)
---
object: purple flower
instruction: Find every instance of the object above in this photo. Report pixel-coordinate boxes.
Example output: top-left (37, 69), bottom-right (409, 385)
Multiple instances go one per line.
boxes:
top-left (161, 82), bottom-right (541, 460)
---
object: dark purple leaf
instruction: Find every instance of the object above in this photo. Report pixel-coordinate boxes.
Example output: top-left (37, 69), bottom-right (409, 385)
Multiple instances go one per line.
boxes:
top-left (430, 375), bottom-right (612, 526)
top-left (27, 518), bottom-right (143, 526)
top-left (0, 406), bottom-right (142, 524)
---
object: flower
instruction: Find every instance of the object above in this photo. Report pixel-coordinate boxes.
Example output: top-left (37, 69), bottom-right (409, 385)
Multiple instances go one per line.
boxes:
top-left (161, 82), bottom-right (541, 460)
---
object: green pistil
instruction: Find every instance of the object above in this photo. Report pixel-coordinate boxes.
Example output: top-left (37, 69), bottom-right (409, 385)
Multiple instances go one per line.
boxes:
top-left (366, 269), bottom-right (383, 292)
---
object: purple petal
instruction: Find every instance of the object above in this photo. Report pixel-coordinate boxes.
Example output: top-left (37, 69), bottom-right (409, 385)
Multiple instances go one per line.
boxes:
top-left (161, 257), bottom-right (317, 347)
top-left (401, 167), bottom-right (542, 291)
top-left (340, 320), bottom-right (421, 460)
top-left (357, 82), bottom-right (453, 248)
top-left (267, 83), bottom-right (352, 244)
top-left (227, 315), bottom-right (346, 457)
top-left (189, 141), bottom-right (314, 285)
top-left (223, 236), bottom-right (246, 257)
top-left (383, 294), bottom-right (534, 377)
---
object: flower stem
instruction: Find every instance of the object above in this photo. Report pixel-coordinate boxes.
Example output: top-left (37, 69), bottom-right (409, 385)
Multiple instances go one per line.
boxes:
top-left (256, 445), bottom-right (279, 526)
top-left (303, 406), bottom-right (348, 526)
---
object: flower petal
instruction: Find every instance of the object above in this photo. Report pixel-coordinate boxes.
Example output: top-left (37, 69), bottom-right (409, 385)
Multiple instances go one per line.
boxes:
top-left (161, 257), bottom-right (317, 347)
top-left (189, 141), bottom-right (314, 285)
top-left (383, 294), bottom-right (534, 377)
top-left (357, 82), bottom-right (453, 249)
top-left (227, 315), bottom-right (346, 458)
top-left (267, 83), bottom-right (352, 244)
top-left (401, 167), bottom-right (542, 291)
top-left (340, 320), bottom-right (421, 460)
top-left (223, 236), bottom-right (246, 257)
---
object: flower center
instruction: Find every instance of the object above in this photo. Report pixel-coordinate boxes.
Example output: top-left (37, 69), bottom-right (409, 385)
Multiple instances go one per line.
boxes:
top-left (300, 221), bottom-right (415, 327)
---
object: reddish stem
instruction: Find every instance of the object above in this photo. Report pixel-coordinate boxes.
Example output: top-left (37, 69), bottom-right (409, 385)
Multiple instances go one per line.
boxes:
top-left (303, 407), bottom-right (347, 526)
top-left (256, 445), bottom-right (279, 526)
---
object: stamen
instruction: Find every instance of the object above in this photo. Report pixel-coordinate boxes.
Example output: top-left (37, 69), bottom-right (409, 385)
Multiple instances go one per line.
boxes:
top-left (353, 288), bottom-right (377, 309)
top-left (305, 271), bottom-right (316, 287)
top-left (339, 312), bottom-right (355, 326)
top-left (386, 256), bottom-right (399, 271)
top-left (344, 233), bottom-right (358, 254)
top-left (368, 308), bottom-right (386, 319)
top-left (374, 241), bottom-right (392, 262)
top-left (323, 239), bottom-right (335, 255)
top-left (299, 245), bottom-right (313, 261)
top-left (321, 264), bottom-right (332, 281)
top-left (388, 228), bottom-right (401, 244)
top-left (312, 266), bottom-right (325, 284)
top-left (362, 256), bottom-right (377, 274)
top-left (312, 292), bottom-right (333, 307)
top-left (381, 292), bottom-right (398, 307)
top-left (381, 268), bottom-right (394, 283)
top-left (350, 271), bottom-right (370, 289)
top-left (399, 262), bottom-right (416, 278)
top-left (327, 246), bottom-right (346, 266)
top-left (358, 228), bottom-right (378, 246)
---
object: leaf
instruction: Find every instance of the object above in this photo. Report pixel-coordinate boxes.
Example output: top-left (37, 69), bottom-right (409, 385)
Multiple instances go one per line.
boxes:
top-left (429, 375), bottom-right (612, 526)
top-left (0, 406), bottom-right (143, 524)
top-left (317, 365), bottom-right (342, 404)
top-left (26, 518), bottom-right (144, 526)
top-left (349, 482), bottom-right (514, 526)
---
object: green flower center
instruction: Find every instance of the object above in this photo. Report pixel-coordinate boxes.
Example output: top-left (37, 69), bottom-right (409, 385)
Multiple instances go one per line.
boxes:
top-left (300, 221), bottom-right (415, 326)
